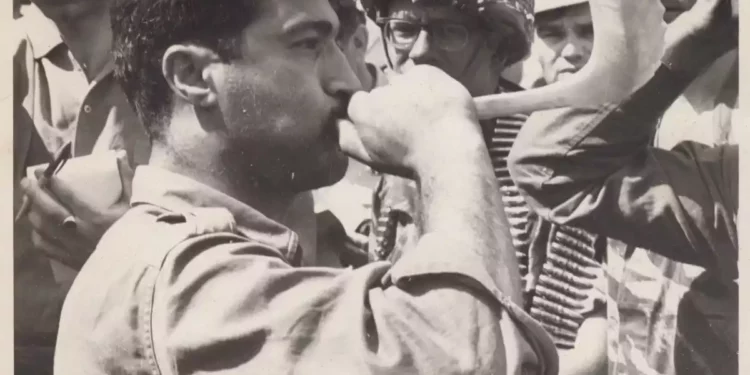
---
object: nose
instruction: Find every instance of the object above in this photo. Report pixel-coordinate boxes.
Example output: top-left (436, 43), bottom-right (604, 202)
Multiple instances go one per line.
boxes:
top-left (408, 30), bottom-right (435, 62)
top-left (322, 41), bottom-right (363, 97)
top-left (560, 35), bottom-right (589, 66)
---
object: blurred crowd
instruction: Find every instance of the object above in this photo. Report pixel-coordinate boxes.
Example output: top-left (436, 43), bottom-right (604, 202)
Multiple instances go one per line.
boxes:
top-left (12, 0), bottom-right (738, 374)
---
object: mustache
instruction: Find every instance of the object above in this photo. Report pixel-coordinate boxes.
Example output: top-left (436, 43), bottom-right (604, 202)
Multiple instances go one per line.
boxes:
top-left (321, 95), bottom-right (352, 142)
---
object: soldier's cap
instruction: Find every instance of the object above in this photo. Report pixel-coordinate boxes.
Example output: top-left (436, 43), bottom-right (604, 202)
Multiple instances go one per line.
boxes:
top-left (535, 0), bottom-right (588, 14)
top-left (361, 0), bottom-right (536, 66)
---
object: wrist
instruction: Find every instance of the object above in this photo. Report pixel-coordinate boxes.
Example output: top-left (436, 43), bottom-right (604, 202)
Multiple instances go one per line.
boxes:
top-left (409, 117), bottom-right (488, 179)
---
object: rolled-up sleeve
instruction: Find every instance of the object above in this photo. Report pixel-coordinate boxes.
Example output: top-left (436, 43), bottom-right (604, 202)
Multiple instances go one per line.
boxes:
top-left (508, 70), bottom-right (738, 279)
top-left (150, 233), bottom-right (558, 375)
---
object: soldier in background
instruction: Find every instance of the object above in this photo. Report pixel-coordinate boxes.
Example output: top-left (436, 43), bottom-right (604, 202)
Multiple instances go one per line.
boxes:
top-left (510, 0), bottom-right (738, 373)
top-left (362, 1), bottom-right (607, 374)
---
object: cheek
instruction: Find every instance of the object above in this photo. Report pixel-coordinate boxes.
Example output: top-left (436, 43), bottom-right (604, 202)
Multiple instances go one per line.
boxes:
top-left (386, 44), bottom-right (412, 66)
top-left (536, 44), bottom-right (558, 68)
top-left (223, 62), bottom-right (327, 143)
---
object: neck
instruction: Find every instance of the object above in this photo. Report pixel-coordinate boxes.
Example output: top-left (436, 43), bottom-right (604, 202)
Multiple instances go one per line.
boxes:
top-left (37, 1), bottom-right (113, 80)
top-left (149, 141), bottom-right (297, 224)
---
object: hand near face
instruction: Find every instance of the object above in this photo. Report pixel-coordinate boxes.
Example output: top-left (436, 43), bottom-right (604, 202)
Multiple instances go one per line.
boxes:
top-left (20, 151), bottom-right (135, 270)
top-left (338, 65), bottom-right (483, 178)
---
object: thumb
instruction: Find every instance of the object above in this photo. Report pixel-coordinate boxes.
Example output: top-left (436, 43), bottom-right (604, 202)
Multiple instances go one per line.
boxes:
top-left (337, 118), bottom-right (372, 165)
top-left (340, 90), bottom-right (376, 164)
top-left (346, 90), bottom-right (373, 127)
top-left (33, 167), bottom-right (44, 181)
top-left (115, 150), bottom-right (135, 199)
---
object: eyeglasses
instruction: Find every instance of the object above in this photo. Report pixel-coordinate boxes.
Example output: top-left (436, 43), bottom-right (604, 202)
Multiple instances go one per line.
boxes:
top-left (378, 18), bottom-right (474, 52)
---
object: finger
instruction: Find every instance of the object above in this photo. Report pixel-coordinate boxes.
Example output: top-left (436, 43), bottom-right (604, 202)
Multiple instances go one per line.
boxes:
top-left (27, 208), bottom-right (78, 246)
top-left (22, 177), bottom-right (73, 228)
top-left (45, 174), bottom-right (89, 217)
top-left (337, 118), bottom-right (371, 164)
top-left (29, 213), bottom-right (92, 267)
top-left (346, 90), bottom-right (374, 126)
top-left (31, 230), bottom-right (67, 260)
top-left (33, 168), bottom-right (44, 181)
top-left (31, 231), bottom-right (85, 270)
top-left (115, 149), bottom-right (135, 199)
top-left (15, 193), bottom-right (31, 222)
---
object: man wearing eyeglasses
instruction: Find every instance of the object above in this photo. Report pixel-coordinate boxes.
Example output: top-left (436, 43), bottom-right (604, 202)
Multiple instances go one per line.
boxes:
top-left (528, 3), bottom-right (608, 375)
top-left (367, 0), bottom-right (532, 96)
top-left (361, 0), bottom-right (533, 259)
top-left (360, 1), bottom-right (608, 374)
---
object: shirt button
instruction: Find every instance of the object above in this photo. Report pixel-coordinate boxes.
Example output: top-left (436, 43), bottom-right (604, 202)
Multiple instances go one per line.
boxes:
top-left (83, 105), bottom-right (92, 113)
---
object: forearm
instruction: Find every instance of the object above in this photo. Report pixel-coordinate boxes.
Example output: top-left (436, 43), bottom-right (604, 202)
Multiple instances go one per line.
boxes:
top-left (510, 72), bottom-right (737, 267)
top-left (511, 0), bottom-right (736, 208)
top-left (162, 238), bottom-right (558, 374)
top-left (509, 45), bottom-right (723, 218)
top-left (663, 4), bottom-right (738, 79)
top-left (415, 119), bottom-right (523, 305)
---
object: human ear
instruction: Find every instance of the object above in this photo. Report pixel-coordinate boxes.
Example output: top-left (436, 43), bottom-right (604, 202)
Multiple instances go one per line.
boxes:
top-left (162, 44), bottom-right (222, 108)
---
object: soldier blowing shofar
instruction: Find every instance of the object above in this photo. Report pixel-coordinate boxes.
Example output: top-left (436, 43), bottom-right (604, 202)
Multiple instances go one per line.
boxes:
top-left (54, 0), bottom-right (559, 373)
top-left (6, 0), bottom-right (730, 374)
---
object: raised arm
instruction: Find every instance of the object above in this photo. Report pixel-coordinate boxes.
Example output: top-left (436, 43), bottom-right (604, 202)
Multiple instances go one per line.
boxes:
top-left (152, 66), bottom-right (557, 375)
top-left (508, 0), bottom-right (738, 278)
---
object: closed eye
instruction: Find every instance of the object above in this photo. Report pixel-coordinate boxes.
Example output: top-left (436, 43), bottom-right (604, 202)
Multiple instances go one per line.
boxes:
top-left (537, 28), bottom-right (565, 43)
top-left (293, 37), bottom-right (324, 51)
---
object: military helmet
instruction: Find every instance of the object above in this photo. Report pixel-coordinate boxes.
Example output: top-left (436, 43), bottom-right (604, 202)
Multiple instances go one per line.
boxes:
top-left (360, 0), bottom-right (535, 65)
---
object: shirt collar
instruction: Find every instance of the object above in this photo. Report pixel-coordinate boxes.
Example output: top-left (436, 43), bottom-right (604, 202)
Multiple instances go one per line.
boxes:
top-left (21, 4), bottom-right (65, 60)
top-left (130, 166), bottom-right (301, 264)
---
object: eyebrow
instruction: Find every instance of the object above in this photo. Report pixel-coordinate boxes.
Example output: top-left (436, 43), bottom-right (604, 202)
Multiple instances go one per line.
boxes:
top-left (536, 22), bottom-right (564, 31)
top-left (283, 19), bottom-right (335, 38)
top-left (389, 7), bottom-right (470, 23)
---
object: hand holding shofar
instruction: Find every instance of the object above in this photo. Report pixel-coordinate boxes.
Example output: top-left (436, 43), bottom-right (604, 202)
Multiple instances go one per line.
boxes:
top-left (474, 0), bottom-right (668, 119)
top-left (580, 0), bottom-right (738, 136)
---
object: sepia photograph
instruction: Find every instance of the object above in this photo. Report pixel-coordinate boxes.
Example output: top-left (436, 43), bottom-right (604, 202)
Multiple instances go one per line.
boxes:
top-left (8, 0), bottom-right (741, 374)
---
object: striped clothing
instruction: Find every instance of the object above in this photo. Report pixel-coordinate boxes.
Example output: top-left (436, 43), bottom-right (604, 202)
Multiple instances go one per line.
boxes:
top-left (369, 111), bottom-right (606, 350)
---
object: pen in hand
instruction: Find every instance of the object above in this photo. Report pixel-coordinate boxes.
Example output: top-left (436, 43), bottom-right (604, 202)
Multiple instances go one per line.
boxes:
top-left (15, 142), bottom-right (73, 223)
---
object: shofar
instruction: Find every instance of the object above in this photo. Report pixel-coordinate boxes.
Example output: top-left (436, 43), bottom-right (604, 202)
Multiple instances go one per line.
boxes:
top-left (474, 0), bottom-right (667, 119)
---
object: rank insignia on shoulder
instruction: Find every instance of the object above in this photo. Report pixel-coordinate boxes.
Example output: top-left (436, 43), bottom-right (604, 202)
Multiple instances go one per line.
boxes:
top-left (156, 212), bottom-right (188, 224)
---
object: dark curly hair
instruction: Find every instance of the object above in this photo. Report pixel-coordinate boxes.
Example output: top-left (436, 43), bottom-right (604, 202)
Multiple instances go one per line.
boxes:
top-left (111, 0), bottom-right (260, 142)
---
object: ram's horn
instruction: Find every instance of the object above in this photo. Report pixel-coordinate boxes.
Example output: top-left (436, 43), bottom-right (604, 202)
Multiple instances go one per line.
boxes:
top-left (474, 0), bottom-right (667, 119)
